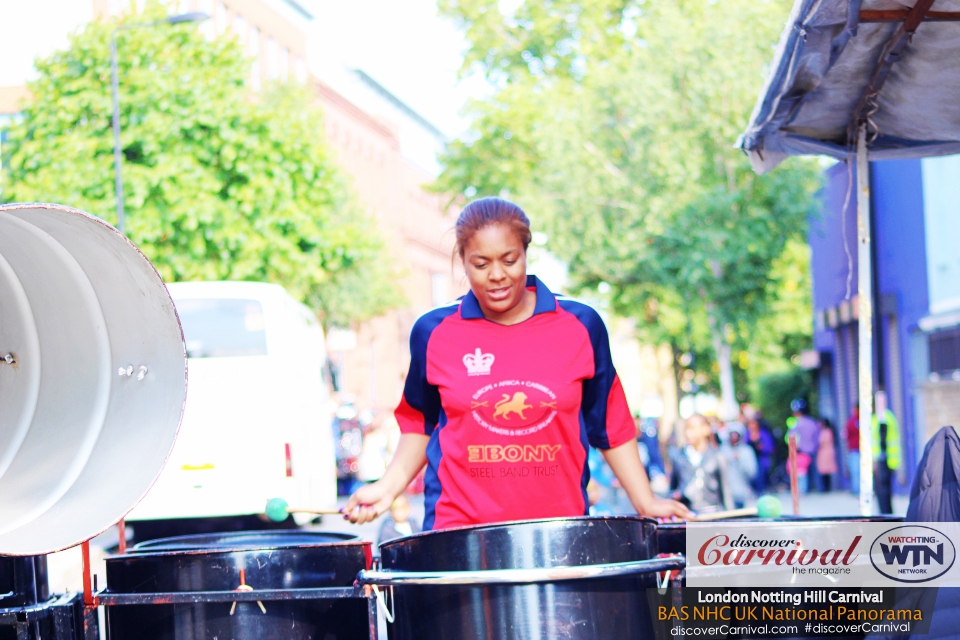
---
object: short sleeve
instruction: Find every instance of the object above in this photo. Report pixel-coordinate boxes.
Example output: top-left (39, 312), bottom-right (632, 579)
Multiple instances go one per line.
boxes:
top-left (558, 300), bottom-right (637, 449)
top-left (395, 309), bottom-right (450, 436)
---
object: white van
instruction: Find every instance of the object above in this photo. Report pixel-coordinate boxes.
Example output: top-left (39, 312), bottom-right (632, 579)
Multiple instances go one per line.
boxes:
top-left (127, 282), bottom-right (337, 528)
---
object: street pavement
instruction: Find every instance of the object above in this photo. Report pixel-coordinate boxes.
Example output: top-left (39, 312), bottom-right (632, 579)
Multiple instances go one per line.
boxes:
top-left (764, 490), bottom-right (908, 517)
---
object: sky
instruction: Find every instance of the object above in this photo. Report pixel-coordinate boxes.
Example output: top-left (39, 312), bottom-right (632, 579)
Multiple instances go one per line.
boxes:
top-left (307, 0), bottom-right (488, 136)
top-left (0, 2), bottom-right (98, 86)
top-left (0, 0), bottom-right (485, 137)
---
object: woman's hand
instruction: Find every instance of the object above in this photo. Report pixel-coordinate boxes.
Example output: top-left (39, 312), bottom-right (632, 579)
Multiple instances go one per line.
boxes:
top-left (641, 497), bottom-right (693, 522)
top-left (343, 480), bottom-right (397, 524)
top-left (342, 432), bottom-right (429, 525)
top-left (601, 439), bottom-right (694, 522)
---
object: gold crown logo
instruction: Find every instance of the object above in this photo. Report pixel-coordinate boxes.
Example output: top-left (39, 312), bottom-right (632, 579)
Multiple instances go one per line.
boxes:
top-left (463, 348), bottom-right (495, 376)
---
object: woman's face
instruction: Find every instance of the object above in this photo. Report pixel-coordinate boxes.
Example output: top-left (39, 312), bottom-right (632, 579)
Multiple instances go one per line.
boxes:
top-left (462, 223), bottom-right (528, 319)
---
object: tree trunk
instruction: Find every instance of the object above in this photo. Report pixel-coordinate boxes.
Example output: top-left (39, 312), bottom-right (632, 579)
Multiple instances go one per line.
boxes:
top-left (708, 311), bottom-right (738, 420)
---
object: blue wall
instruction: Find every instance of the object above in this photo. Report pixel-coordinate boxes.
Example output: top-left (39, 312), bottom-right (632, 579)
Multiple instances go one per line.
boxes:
top-left (871, 159), bottom-right (929, 483)
top-left (811, 159), bottom-right (929, 488)
top-left (810, 162), bottom-right (859, 352)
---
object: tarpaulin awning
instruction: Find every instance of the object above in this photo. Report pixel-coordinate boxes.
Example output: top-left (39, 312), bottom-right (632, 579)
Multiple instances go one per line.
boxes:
top-left (738, 0), bottom-right (960, 174)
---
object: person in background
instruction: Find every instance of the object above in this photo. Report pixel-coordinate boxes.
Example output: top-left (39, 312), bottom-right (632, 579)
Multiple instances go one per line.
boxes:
top-left (845, 404), bottom-right (860, 493)
top-left (636, 415), bottom-right (668, 495)
top-left (670, 414), bottom-right (732, 513)
top-left (873, 402), bottom-right (901, 514)
top-left (789, 398), bottom-right (820, 493)
top-left (333, 401), bottom-right (363, 496)
top-left (587, 479), bottom-right (616, 516)
top-left (586, 447), bottom-right (621, 513)
top-left (746, 414), bottom-right (775, 494)
top-left (357, 411), bottom-right (389, 484)
top-left (816, 419), bottom-right (838, 492)
top-left (378, 494), bottom-right (421, 544)
top-left (719, 423), bottom-right (758, 508)
top-left (707, 414), bottom-right (725, 447)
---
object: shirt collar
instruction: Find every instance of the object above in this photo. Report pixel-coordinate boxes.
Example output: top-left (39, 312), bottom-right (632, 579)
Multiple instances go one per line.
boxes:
top-left (460, 275), bottom-right (557, 320)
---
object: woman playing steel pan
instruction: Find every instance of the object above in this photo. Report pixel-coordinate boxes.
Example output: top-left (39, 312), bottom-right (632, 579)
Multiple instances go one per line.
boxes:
top-left (345, 198), bottom-right (690, 529)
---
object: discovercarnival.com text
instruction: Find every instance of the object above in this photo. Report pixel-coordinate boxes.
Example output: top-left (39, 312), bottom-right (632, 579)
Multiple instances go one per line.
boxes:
top-left (668, 622), bottom-right (912, 636)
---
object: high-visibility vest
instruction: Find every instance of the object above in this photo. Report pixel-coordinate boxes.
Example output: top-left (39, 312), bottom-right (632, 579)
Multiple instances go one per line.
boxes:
top-left (871, 409), bottom-right (901, 470)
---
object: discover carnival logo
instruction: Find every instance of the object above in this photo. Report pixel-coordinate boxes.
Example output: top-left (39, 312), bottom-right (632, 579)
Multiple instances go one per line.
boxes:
top-left (697, 533), bottom-right (861, 570)
top-left (686, 522), bottom-right (960, 588)
top-left (870, 525), bottom-right (957, 583)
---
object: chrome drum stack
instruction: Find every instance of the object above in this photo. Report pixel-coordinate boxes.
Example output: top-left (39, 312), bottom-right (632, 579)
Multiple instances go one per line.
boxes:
top-left (101, 531), bottom-right (376, 640)
top-left (361, 516), bottom-right (684, 640)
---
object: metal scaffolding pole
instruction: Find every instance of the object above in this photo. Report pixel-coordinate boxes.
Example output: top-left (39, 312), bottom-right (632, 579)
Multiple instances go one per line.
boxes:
top-left (856, 124), bottom-right (875, 516)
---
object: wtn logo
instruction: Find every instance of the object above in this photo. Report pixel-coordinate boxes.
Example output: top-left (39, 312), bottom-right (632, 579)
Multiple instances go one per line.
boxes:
top-left (879, 541), bottom-right (944, 567)
top-left (871, 526), bottom-right (956, 583)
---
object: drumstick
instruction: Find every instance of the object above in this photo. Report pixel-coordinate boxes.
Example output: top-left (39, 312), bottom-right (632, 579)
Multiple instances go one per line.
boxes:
top-left (690, 507), bottom-right (758, 522)
top-left (265, 497), bottom-right (342, 522)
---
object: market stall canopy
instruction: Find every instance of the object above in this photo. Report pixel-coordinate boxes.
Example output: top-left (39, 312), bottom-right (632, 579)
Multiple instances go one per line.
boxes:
top-left (738, 0), bottom-right (960, 174)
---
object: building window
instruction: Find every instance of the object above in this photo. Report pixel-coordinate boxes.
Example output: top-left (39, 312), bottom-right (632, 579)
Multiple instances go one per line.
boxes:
top-left (249, 26), bottom-right (260, 58)
top-left (233, 14), bottom-right (247, 44)
top-left (930, 328), bottom-right (960, 377)
top-left (215, 3), bottom-right (227, 34)
top-left (265, 37), bottom-right (280, 80)
top-left (294, 56), bottom-right (307, 82)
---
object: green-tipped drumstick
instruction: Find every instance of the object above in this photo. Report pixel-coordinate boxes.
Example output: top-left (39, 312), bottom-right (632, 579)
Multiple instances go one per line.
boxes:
top-left (264, 497), bottom-right (343, 522)
top-left (755, 494), bottom-right (783, 518)
top-left (688, 497), bottom-right (782, 522)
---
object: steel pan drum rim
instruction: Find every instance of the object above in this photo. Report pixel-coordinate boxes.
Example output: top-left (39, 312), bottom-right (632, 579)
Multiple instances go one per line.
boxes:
top-left (110, 541), bottom-right (371, 560)
top-left (656, 514), bottom-right (905, 529)
top-left (127, 529), bottom-right (361, 552)
top-left (357, 555), bottom-right (684, 586)
top-left (379, 514), bottom-right (658, 548)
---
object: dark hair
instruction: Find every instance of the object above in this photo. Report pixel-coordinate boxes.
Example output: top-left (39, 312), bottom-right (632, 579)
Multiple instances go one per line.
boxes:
top-left (454, 197), bottom-right (532, 258)
top-left (790, 398), bottom-right (809, 414)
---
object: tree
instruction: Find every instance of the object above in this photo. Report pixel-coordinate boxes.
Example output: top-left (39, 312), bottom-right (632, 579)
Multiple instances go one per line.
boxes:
top-left (1, 3), bottom-right (401, 328)
top-left (435, 0), bottom-right (819, 417)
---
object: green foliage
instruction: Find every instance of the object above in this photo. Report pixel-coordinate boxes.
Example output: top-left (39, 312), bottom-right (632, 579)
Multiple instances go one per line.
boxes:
top-left (435, 0), bottom-right (820, 397)
top-left (747, 239), bottom-right (814, 379)
top-left (1, 2), bottom-right (401, 328)
top-left (754, 367), bottom-right (815, 436)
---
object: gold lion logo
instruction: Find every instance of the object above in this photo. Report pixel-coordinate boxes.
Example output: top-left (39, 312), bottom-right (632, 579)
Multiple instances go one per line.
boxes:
top-left (493, 392), bottom-right (533, 420)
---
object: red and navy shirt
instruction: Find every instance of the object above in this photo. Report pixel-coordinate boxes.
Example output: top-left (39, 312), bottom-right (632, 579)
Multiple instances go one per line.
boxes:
top-left (396, 276), bottom-right (636, 531)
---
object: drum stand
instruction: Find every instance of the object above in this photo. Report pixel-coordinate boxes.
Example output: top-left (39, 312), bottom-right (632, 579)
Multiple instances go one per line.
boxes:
top-left (77, 523), bottom-right (379, 640)
top-left (0, 594), bottom-right (87, 640)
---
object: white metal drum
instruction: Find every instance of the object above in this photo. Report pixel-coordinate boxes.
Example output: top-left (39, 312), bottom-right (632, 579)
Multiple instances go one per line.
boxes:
top-left (0, 203), bottom-right (186, 555)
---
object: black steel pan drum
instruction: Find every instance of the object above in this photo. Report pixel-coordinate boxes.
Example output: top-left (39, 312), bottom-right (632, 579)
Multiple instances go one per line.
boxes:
top-left (0, 555), bottom-right (49, 608)
top-left (363, 516), bottom-right (684, 640)
top-left (657, 514), bottom-right (905, 555)
top-left (103, 530), bottom-right (373, 640)
top-left (1, 554), bottom-right (85, 640)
